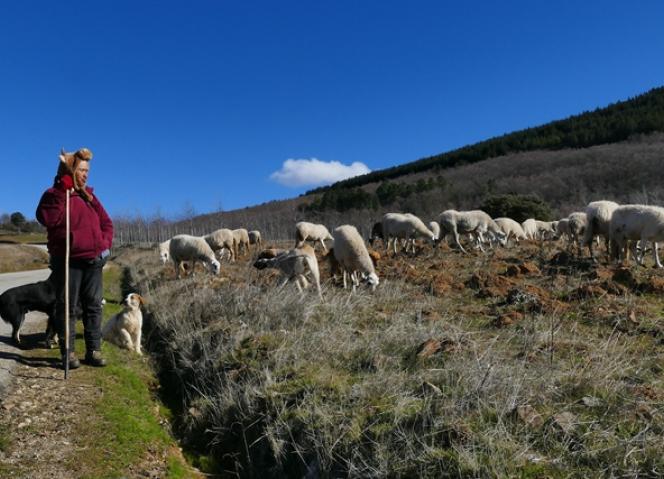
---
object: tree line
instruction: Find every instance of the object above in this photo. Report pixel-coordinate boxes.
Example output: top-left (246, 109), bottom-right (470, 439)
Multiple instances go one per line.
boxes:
top-left (306, 85), bottom-right (664, 197)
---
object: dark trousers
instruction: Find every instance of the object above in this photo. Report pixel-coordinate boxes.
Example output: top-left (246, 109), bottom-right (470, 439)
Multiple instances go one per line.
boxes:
top-left (50, 255), bottom-right (106, 355)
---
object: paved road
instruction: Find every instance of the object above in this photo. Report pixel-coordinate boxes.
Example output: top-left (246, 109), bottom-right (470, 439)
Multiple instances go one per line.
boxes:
top-left (0, 268), bottom-right (53, 398)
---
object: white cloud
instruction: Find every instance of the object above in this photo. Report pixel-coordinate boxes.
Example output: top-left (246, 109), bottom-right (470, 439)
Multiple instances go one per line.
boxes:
top-left (270, 158), bottom-right (371, 187)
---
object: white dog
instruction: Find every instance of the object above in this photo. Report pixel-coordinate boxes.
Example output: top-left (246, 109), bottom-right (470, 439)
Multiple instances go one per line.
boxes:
top-left (102, 293), bottom-right (144, 355)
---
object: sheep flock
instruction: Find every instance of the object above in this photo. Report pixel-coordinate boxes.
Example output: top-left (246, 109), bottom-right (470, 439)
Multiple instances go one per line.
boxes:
top-left (154, 200), bottom-right (664, 299)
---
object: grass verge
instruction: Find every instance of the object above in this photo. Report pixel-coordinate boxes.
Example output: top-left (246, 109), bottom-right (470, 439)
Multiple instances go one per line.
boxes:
top-left (24, 261), bottom-right (198, 478)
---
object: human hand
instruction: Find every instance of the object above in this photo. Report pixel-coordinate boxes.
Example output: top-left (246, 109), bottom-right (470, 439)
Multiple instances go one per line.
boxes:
top-left (58, 175), bottom-right (74, 191)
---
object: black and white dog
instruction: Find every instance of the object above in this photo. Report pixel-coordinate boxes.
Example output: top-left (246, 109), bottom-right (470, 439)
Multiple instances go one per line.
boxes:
top-left (0, 273), bottom-right (57, 347)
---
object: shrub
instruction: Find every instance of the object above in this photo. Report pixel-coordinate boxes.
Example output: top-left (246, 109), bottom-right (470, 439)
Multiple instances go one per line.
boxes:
top-left (480, 194), bottom-right (554, 222)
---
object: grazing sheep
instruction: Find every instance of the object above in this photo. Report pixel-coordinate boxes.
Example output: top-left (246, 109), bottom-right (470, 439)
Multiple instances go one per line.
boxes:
top-left (494, 217), bottom-right (527, 246)
top-left (169, 234), bottom-right (221, 279)
top-left (248, 230), bottom-right (262, 250)
top-left (232, 228), bottom-right (250, 257)
top-left (535, 220), bottom-right (558, 240)
top-left (253, 244), bottom-right (322, 299)
top-left (583, 200), bottom-right (620, 261)
top-left (521, 219), bottom-right (538, 240)
top-left (567, 212), bottom-right (588, 251)
top-left (295, 221), bottom-right (333, 252)
top-left (555, 218), bottom-right (571, 242)
top-left (204, 228), bottom-right (237, 262)
top-left (331, 225), bottom-right (379, 291)
top-left (439, 210), bottom-right (506, 253)
top-left (381, 212), bottom-right (435, 254)
top-left (428, 221), bottom-right (441, 241)
top-left (157, 239), bottom-right (171, 264)
top-left (609, 204), bottom-right (664, 268)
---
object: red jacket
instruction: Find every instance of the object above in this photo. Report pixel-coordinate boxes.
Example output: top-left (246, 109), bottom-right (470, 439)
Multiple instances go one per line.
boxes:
top-left (36, 179), bottom-right (114, 260)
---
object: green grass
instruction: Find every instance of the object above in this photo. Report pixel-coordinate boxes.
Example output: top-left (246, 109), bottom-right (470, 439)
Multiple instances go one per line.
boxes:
top-left (40, 263), bottom-right (197, 478)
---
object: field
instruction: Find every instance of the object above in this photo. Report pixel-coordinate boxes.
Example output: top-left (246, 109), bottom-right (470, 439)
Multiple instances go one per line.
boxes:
top-left (0, 244), bottom-right (49, 273)
top-left (116, 239), bottom-right (664, 477)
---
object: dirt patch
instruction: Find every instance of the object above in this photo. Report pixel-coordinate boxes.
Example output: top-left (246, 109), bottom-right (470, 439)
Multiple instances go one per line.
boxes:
top-left (466, 272), bottom-right (516, 298)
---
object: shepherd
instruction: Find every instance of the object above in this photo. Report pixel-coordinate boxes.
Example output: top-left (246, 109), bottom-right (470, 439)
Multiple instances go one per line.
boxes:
top-left (36, 147), bottom-right (113, 370)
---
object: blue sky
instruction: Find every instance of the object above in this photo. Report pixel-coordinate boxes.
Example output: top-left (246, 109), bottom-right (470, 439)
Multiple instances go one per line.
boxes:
top-left (1, 1), bottom-right (663, 220)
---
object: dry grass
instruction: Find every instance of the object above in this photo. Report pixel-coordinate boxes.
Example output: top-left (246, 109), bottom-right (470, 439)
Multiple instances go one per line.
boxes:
top-left (0, 244), bottom-right (49, 273)
top-left (116, 240), bottom-right (664, 477)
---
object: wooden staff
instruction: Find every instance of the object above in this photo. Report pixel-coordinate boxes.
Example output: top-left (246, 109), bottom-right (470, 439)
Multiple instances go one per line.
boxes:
top-left (64, 188), bottom-right (70, 379)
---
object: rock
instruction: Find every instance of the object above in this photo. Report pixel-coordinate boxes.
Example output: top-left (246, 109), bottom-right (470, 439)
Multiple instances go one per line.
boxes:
top-left (514, 405), bottom-right (544, 429)
top-left (550, 411), bottom-right (577, 435)
top-left (581, 396), bottom-right (601, 407)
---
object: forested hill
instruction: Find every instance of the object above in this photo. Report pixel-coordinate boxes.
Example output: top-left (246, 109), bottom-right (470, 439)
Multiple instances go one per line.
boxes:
top-left (307, 85), bottom-right (664, 194)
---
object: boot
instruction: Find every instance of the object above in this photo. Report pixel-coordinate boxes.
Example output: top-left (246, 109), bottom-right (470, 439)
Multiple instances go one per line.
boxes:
top-left (62, 352), bottom-right (81, 370)
top-left (84, 350), bottom-right (107, 367)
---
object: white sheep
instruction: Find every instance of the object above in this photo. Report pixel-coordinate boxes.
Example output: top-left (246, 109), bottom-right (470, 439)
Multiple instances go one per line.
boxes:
top-left (609, 204), bottom-right (664, 268)
top-left (381, 212), bottom-right (435, 254)
top-left (248, 230), bottom-right (262, 250)
top-left (494, 217), bottom-right (527, 246)
top-left (583, 200), bottom-right (620, 261)
top-left (428, 221), bottom-right (441, 241)
top-left (331, 225), bottom-right (379, 291)
top-left (567, 212), bottom-right (588, 251)
top-left (521, 219), bottom-right (538, 240)
top-left (438, 210), bottom-right (506, 253)
top-left (169, 234), bottom-right (221, 279)
top-left (253, 244), bottom-right (323, 299)
top-left (535, 220), bottom-right (558, 240)
top-left (204, 228), bottom-right (237, 262)
top-left (295, 221), bottom-right (333, 252)
top-left (232, 228), bottom-right (250, 257)
top-left (157, 239), bottom-right (171, 264)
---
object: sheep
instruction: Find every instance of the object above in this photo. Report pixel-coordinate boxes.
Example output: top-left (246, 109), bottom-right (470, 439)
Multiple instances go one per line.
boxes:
top-left (567, 212), bottom-right (588, 252)
top-left (330, 225), bottom-right (379, 291)
top-left (248, 230), bottom-right (262, 251)
top-left (555, 218), bottom-right (571, 242)
top-left (204, 228), bottom-right (237, 262)
top-left (381, 212), bottom-right (435, 254)
top-left (609, 204), bottom-right (664, 268)
top-left (535, 220), bottom-right (558, 240)
top-left (428, 221), bottom-right (441, 241)
top-left (583, 200), bottom-right (620, 261)
top-left (295, 221), bottom-right (333, 252)
top-left (157, 239), bottom-right (171, 264)
top-left (232, 228), bottom-right (250, 257)
top-left (169, 234), bottom-right (221, 279)
top-left (494, 217), bottom-right (527, 246)
top-left (253, 244), bottom-right (322, 299)
top-left (438, 210), bottom-right (506, 253)
top-left (521, 219), bottom-right (538, 240)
